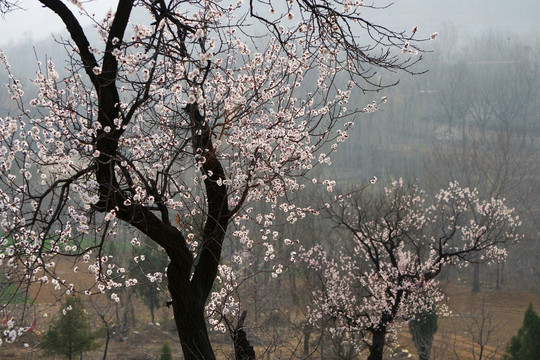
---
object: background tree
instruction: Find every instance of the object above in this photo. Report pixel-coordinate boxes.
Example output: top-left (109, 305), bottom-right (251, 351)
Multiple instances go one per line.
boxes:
top-left (433, 59), bottom-right (471, 134)
top-left (88, 294), bottom-right (116, 360)
top-left (465, 299), bottom-right (505, 360)
top-left (40, 296), bottom-right (99, 360)
top-left (0, 1), bottom-right (425, 359)
top-left (409, 311), bottom-right (438, 360)
top-left (300, 179), bottom-right (521, 360)
top-left (133, 240), bottom-right (169, 324)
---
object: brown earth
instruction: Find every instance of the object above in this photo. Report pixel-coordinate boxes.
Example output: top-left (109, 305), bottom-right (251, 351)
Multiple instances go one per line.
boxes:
top-left (397, 280), bottom-right (540, 360)
top-left (1, 257), bottom-right (538, 359)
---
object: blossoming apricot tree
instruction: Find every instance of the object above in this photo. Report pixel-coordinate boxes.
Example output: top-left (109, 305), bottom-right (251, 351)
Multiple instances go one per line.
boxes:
top-left (299, 180), bottom-right (521, 360)
top-left (0, 0), bottom-right (424, 358)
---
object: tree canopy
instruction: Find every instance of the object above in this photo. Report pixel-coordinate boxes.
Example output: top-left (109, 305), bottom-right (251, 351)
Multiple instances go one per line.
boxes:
top-left (300, 179), bottom-right (521, 359)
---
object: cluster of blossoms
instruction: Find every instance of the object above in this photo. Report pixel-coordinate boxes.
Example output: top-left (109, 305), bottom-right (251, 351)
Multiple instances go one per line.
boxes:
top-left (1, 314), bottom-right (29, 345)
top-left (298, 179), bottom-right (521, 354)
top-left (206, 264), bottom-right (240, 333)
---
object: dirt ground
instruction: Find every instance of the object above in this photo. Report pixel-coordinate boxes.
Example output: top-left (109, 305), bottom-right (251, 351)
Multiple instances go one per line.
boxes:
top-left (1, 257), bottom-right (538, 359)
top-left (397, 280), bottom-right (540, 360)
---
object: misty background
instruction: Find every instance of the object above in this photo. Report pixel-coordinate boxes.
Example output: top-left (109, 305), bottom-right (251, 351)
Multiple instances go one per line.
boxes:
top-left (1, 0), bottom-right (539, 300)
top-left (0, 1), bottom-right (539, 359)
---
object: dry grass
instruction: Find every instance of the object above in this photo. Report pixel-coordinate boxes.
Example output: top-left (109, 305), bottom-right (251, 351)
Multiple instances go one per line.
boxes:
top-left (398, 280), bottom-right (540, 360)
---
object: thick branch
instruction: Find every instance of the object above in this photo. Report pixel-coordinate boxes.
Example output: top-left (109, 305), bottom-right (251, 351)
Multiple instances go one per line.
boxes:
top-left (102, 0), bottom-right (133, 79)
top-left (38, 0), bottom-right (100, 89)
top-left (185, 104), bottom-right (230, 304)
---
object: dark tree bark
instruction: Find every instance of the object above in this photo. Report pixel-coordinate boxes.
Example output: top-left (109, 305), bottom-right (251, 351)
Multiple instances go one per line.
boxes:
top-left (367, 328), bottom-right (387, 360)
top-left (233, 311), bottom-right (256, 360)
top-left (102, 328), bottom-right (110, 360)
top-left (302, 321), bottom-right (312, 357)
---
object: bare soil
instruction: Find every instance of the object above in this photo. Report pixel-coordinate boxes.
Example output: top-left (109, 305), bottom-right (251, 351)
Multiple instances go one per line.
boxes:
top-left (1, 258), bottom-right (538, 359)
top-left (397, 280), bottom-right (540, 360)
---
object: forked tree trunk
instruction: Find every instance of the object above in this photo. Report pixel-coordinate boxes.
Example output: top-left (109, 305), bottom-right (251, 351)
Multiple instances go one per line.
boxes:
top-left (168, 260), bottom-right (216, 360)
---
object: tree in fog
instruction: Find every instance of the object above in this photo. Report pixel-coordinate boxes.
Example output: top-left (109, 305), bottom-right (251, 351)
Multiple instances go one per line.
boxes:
top-left (0, 0), bottom-right (426, 357)
top-left (409, 311), bottom-right (438, 360)
top-left (300, 179), bottom-right (521, 360)
top-left (425, 33), bottom-right (540, 291)
top-left (426, 123), bottom-right (539, 291)
top-left (433, 59), bottom-right (471, 132)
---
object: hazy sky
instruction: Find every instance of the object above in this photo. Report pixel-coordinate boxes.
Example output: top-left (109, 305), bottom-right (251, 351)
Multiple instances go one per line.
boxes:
top-left (0, 0), bottom-right (538, 47)
top-left (0, 1), bottom-right (114, 46)
top-left (385, 0), bottom-right (539, 42)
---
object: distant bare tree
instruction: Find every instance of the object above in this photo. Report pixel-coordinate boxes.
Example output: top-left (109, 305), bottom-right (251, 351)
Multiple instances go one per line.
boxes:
top-left (433, 60), bottom-right (471, 131)
top-left (465, 299), bottom-right (506, 360)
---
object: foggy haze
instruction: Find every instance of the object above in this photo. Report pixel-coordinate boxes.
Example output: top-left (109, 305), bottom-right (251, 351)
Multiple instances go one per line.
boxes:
top-left (0, 1), bottom-right (539, 360)
top-left (1, 0), bottom-right (538, 47)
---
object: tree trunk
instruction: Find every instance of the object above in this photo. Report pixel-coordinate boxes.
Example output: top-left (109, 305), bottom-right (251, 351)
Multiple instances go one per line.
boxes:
top-left (320, 329), bottom-right (325, 360)
top-left (121, 291), bottom-right (135, 330)
top-left (115, 302), bottom-right (120, 328)
top-left (367, 328), bottom-right (387, 360)
top-left (102, 328), bottom-right (110, 360)
top-left (290, 270), bottom-right (298, 305)
top-left (496, 264), bottom-right (500, 290)
top-left (472, 262), bottom-right (480, 292)
top-left (303, 330), bottom-right (310, 356)
top-left (233, 311), bottom-right (256, 360)
top-left (168, 261), bottom-right (216, 360)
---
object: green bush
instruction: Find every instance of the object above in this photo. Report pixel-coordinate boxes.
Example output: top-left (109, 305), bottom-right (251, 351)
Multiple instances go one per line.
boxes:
top-left (503, 303), bottom-right (540, 360)
top-left (40, 296), bottom-right (99, 360)
top-left (160, 341), bottom-right (173, 360)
